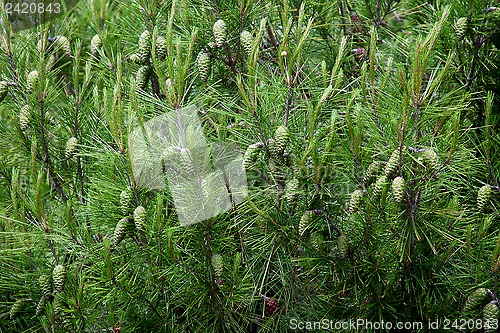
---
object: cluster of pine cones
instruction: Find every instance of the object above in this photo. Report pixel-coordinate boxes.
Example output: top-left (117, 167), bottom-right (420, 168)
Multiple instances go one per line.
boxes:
top-left (114, 187), bottom-right (146, 246)
top-left (463, 288), bottom-right (499, 332)
top-left (129, 30), bottom-right (167, 89)
top-left (348, 146), bottom-right (442, 214)
top-left (10, 264), bottom-right (66, 320)
top-left (196, 19), bottom-right (255, 81)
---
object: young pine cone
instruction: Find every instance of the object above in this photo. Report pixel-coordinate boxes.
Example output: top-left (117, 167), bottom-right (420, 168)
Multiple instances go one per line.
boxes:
top-left (372, 175), bottom-right (388, 200)
top-left (284, 177), bottom-right (300, 206)
top-left (348, 189), bottom-right (363, 214)
top-left (384, 148), bottom-right (400, 177)
top-left (265, 297), bottom-right (278, 315)
top-left (46, 54), bottom-right (57, 71)
top-left (90, 34), bottom-right (102, 57)
top-left (213, 19), bottom-right (227, 47)
top-left (454, 17), bottom-right (467, 41)
top-left (53, 294), bottom-right (63, 317)
top-left (136, 65), bottom-right (152, 90)
top-left (38, 38), bottom-right (47, 53)
top-left (133, 205), bottom-right (146, 232)
top-left (138, 30), bottom-right (152, 63)
top-left (36, 297), bottom-right (46, 316)
top-left (363, 161), bottom-right (383, 186)
top-left (243, 142), bottom-right (264, 169)
top-left (310, 232), bottom-right (323, 252)
top-left (120, 188), bottom-right (133, 214)
top-left (129, 53), bottom-right (141, 63)
top-left (477, 185), bottom-right (493, 212)
top-left (391, 176), bottom-right (405, 203)
top-left (54, 35), bottom-right (71, 58)
top-left (298, 210), bottom-right (313, 236)
top-left (240, 30), bottom-right (254, 55)
top-left (421, 148), bottom-right (440, 173)
top-left (65, 137), bottom-right (78, 159)
top-left (196, 52), bottom-right (210, 81)
top-left (27, 70), bottom-right (39, 91)
top-left (464, 288), bottom-right (491, 312)
top-left (38, 274), bottom-right (52, 299)
top-left (155, 35), bottom-right (167, 60)
top-left (178, 148), bottom-right (196, 176)
top-left (0, 81), bottom-right (8, 102)
top-left (273, 125), bottom-right (289, 158)
top-left (483, 302), bottom-right (500, 333)
top-left (114, 217), bottom-right (133, 246)
top-left (338, 234), bottom-right (348, 258)
top-left (52, 264), bottom-right (66, 293)
top-left (211, 253), bottom-right (224, 278)
top-left (9, 299), bottom-right (24, 320)
top-left (19, 105), bottom-right (30, 131)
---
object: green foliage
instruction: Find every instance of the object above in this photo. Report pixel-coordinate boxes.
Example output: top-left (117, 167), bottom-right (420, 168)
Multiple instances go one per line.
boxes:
top-left (0, 0), bottom-right (499, 332)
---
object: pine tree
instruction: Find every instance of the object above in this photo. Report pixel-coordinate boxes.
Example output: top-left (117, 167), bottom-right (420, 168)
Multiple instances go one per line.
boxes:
top-left (0, 0), bottom-right (499, 331)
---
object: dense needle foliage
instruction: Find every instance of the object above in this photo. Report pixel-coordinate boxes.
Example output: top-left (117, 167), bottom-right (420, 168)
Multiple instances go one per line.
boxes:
top-left (0, 0), bottom-right (499, 332)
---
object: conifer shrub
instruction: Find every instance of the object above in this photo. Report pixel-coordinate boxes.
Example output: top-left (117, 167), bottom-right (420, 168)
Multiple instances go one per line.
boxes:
top-left (0, 0), bottom-right (499, 332)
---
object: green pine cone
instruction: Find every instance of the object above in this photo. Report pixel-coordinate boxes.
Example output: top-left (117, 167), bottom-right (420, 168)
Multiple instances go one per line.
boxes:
top-left (243, 142), bottom-right (264, 168)
top-left (240, 30), bottom-right (254, 55)
top-left (0, 80), bottom-right (8, 102)
top-left (273, 125), bottom-right (289, 157)
top-left (391, 176), bottom-right (405, 203)
top-left (138, 30), bottom-right (152, 63)
top-left (38, 38), bottom-right (47, 53)
top-left (196, 52), bottom-right (210, 81)
top-left (338, 234), bottom-right (348, 258)
top-left (9, 299), bottom-right (23, 319)
top-left (310, 232), bottom-right (323, 252)
top-left (90, 34), bottom-right (102, 57)
top-left (384, 148), bottom-right (400, 177)
top-left (53, 264), bottom-right (66, 293)
top-left (285, 152), bottom-right (297, 169)
top-left (213, 19), bottom-right (227, 47)
top-left (53, 294), bottom-right (62, 317)
top-left (483, 302), bottom-right (500, 333)
top-left (39, 274), bottom-right (52, 299)
top-left (136, 65), bottom-right (152, 90)
top-left (36, 297), bottom-right (46, 316)
top-left (114, 217), bottom-right (131, 245)
top-left (155, 35), bottom-right (167, 60)
top-left (162, 146), bottom-right (181, 176)
top-left (133, 205), bottom-right (146, 232)
top-left (179, 148), bottom-right (196, 176)
top-left (284, 177), bottom-right (300, 206)
top-left (454, 17), bottom-right (467, 41)
top-left (348, 189), bottom-right (363, 214)
top-left (19, 105), bottom-right (31, 130)
top-left (129, 53), bottom-right (142, 63)
top-left (298, 210), bottom-right (313, 236)
top-left (27, 70), bottom-right (39, 91)
top-left (65, 137), bottom-right (78, 159)
top-left (363, 161), bottom-right (383, 186)
top-left (421, 148), bottom-right (440, 172)
top-left (120, 188), bottom-right (133, 214)
top-left (211, 253), bottom-right (224, 278)
top-left (46, 54), bottom-right (57, 72)
top-left (55, 35), bottom-right (71, 58)
top-left (477, 185), bottom-right (493, 212)
top-left (464, 288), bottom-right (490, 312)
